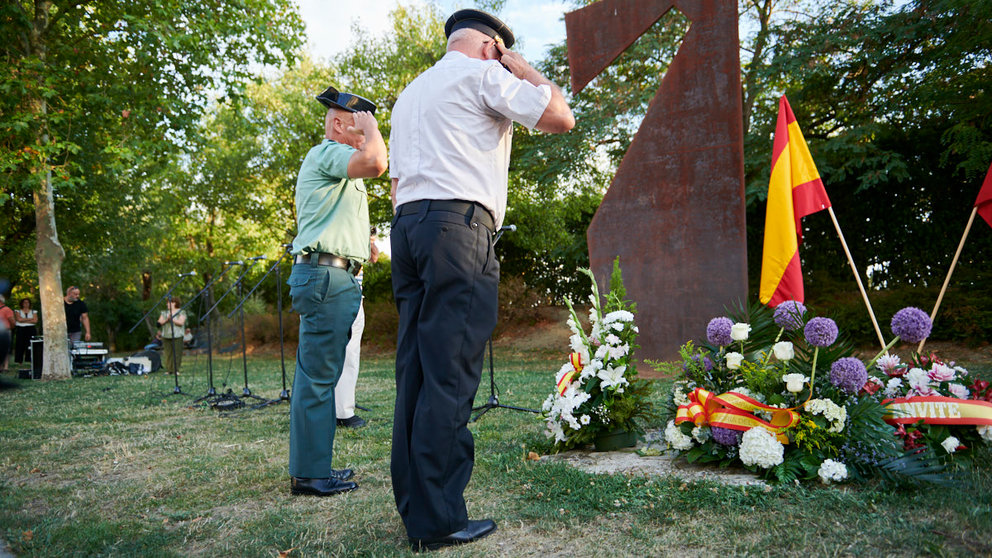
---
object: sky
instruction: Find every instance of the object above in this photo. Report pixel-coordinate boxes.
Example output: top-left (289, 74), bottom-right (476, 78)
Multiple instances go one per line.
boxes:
top-left (293, 0), bottom-right (572, 64)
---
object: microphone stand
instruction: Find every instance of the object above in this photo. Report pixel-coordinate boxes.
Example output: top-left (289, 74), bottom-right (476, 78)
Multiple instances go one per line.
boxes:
top-left (187, 263), bottom-right (239, 405)
top-left (128, 273), bottom-right (195, 395)
top-left (200, 259), bottom-right (260, 410)
top-left (228, 245), bottom-right (294, 409)
top-left (471, 225), bottom-right (540, 422)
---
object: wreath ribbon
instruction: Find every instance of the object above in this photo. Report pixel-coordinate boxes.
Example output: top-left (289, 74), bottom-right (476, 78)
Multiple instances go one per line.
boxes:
top-left (675, 388), bottom-right (799, 444)
top-left (556, 352), bottom-right (584, 396)
top-left (883, 396), bottom-right (992, 426)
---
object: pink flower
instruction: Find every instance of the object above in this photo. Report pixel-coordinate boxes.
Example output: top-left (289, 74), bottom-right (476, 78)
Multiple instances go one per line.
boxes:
top-left (948, 383), bottom-right (970, 400)
top-left (927, 364), bottom-right (955, 383)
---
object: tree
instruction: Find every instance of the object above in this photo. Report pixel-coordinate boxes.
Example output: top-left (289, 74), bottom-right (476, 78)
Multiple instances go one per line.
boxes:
top-left (0, 1), bottom-right (303, 377)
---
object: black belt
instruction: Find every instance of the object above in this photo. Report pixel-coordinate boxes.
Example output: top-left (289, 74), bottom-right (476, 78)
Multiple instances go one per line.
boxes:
top-left (397, 199), bottom-right (495, 231)
top-left (294, 253), bottom-right (362, 276)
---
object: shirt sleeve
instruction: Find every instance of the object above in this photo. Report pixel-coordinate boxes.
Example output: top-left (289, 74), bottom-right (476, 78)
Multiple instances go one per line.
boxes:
top-left (315, 141), bottom-right (356, 180)
top-left (479, 63), bottom-right (553, 130)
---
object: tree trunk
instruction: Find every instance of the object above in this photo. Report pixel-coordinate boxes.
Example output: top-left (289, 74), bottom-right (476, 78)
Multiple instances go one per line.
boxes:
top-left (30, 0), bottom-right (71, 380)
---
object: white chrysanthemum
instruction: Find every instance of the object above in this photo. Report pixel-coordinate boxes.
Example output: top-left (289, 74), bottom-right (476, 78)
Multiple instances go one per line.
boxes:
top-left (948, 383), bottom-right (970, 399)
top-left (941, 436), bottom-right (960, 454)
top-left (603, 310), bottom-right (634, 323)
top-left (664, 420), bottom-right (694, 451)
top-left (977, 425), bottom-right (992, 444)
top-left (604, 333), bottom-right (621, 346)
top-left (580, 414), bottom-right (591, 425)
top-left (609, 322), bottom-right (625, 331)
top-left (692, 426), bottom-right (711, 443)
top-left (817, 459), bottom-right (848, 484)
top-left (738, 427), bottom-right (784, 469)
top-left (906, 367), bottom-right (930, 390)
top-left (953, 365), bottom-right (969, 377)
top-left (805, 398), bottom-right (847, 433)
top-left (884, 377), bottom-right (904, 398)
top-left (672, 383), bottom-right (690, 407)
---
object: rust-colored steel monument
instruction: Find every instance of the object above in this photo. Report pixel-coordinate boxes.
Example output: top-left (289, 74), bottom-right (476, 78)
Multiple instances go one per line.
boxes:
top-left (566, 0), bottom-right (748, 360)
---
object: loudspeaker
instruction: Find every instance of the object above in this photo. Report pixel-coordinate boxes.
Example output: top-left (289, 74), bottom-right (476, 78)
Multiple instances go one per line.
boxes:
top-left (31, 337), bottom-right (43, 379)
top-left (130, 349), bottom-right (161, 373)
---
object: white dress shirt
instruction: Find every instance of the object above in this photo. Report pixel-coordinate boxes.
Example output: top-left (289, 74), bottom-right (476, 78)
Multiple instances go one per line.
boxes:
top-left (389, 51), bottom-right (552, 228)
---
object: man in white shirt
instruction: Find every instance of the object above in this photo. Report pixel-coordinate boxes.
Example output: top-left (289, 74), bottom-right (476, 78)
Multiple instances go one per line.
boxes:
top-left (388, 8), bottom-right (574, 552)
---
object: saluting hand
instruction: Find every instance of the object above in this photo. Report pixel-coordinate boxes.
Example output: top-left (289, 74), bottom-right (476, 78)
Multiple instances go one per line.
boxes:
top-left (495, 43), bottom-right (534, 80)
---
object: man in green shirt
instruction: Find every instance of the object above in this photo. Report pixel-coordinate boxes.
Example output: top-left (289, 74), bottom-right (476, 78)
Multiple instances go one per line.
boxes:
top-left (287, 86), bottom-right (387, 497)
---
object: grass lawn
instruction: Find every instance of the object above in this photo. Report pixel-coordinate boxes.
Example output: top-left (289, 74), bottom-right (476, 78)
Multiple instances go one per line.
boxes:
top-left (1, 349), bottom-right (991, 557)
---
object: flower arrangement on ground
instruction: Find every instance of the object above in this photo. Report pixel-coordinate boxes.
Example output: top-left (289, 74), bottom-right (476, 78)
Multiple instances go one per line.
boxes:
top-left (542, 259), bottom-right (655, 451)
top-left (658, 300), bottom-right (992, 484)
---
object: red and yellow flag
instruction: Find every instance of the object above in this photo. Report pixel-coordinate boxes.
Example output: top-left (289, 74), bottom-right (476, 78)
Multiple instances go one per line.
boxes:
top-left (759, 96), bottom-right (832, 306)
top-left (976, 161), bottom-right (992, 229)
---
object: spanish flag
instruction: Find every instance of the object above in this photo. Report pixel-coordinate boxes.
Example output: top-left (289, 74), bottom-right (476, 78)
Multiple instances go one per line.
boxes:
top-left (977, 161), bottom-right (992, 229)
top-left (759, 96), bottom-right (832, 306)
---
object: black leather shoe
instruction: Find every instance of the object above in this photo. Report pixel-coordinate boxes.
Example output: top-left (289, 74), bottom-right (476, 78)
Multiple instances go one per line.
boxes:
top-left (409, 519), bottom-right (497, 552)
top-left (290, 477), bottom-right (358, 496)
top-left (336, 415), bottom-right (367, 428)
top-left (330, 468), bottom-right (354, 481)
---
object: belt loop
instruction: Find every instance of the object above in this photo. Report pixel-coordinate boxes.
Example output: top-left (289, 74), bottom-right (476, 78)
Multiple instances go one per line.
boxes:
top-left (417, 200), bottom-right (430, 223)
top-left (309, 253), bottom-right (319, 267)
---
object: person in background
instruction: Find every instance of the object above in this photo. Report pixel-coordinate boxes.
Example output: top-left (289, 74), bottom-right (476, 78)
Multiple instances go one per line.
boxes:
top-left (0, 295), bottom-right (14, 373)
top-left (13, 298), bottom-right (38, 366)
top-left (157, 297), bottom-right (186, 375)
top-left (335, 232), bottom-right (379, 429)
top-left (63, 286), bottom-right (91, 343)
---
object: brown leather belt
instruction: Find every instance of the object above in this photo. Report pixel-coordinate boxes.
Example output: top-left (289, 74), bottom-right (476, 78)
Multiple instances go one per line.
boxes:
top-left (294, 252), bottom-right (362, 276)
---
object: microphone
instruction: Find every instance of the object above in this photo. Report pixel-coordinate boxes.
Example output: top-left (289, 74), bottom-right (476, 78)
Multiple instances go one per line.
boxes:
top-left (280, 243), bottom-right (293, 248)
top-left (249, 255), bottom-right (267, 261)
top-left (224, 260), bottom-right (244, 266)
top-left (499, 224), bottom-right (517, 232)
top-left (178, 271), bottom-right (197, 277)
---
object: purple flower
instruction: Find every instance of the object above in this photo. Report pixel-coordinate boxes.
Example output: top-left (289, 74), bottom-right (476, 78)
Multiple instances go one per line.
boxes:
top-left (829, 357), bottom-right (868, 394)
top-left (890, 307), bottom-right (932, 344)
top-left (706, 317), bottom-right (734, 347)
top-left (711, 426), bottom-right (743, 446)
top-left (683, 354), bottom-right (713, 375)
top-left (804, 317), bottom-right (839, 347)
top-left (773, 300), bottom-right (807, 331)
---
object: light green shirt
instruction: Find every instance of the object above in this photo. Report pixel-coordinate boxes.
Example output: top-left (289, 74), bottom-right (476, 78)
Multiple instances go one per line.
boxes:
top-left (292, 140), bottom-right (371, 262)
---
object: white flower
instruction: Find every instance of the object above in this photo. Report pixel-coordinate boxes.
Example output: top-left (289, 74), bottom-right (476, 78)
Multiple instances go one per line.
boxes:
top-left (977, 425), bottom-right (992, 444)
top-left (948, 383), bottom-right (970, 400)
top-left (597, 365), bottom-right (629, 390)
top-left (730, 323), bottom-right (751, 341)
top-left (782, 373), bottom-right (808, 393)
top-left (805, 399), bottom-right (847, 433)
top-left (725, 352), bottom-right (744, 370)
top-left (541, 394), bottom-right (554, 413)
top-left (730, 386), bottom-right (764, 403)
top-left (884, 377), bottom-right (904, 398)
top-left (941, 436), bottom-right (960, 454)
top-left (603, 310), bottom-right (635, 323)
top-left (545, 420), bottom-right (566, 443)
top-left (609, 322), bottom-right (625, 331)
top-left (604, 334), bottom-right (621, 346)
top-left (607, 343), bottom-right (630, 361)
top-left (876, 353), bottom-right (901, 372)
top-left (817, 459), bottom-right (848, 484)
top-left (772, 341), bottom-right (795, 361)
top-left (906, 367), bottom-right (930, 390)
top-left (953, 365), bottom-right (969, 377)
top-left (664, 420), bottom-right (694, 451)
top-left (671, 383), bottom-right (690, 407)
top-left (692, 426), bottom-right (711, 443)
top-left (739, 427), bottom-right (784, 469)
top-left (594, 344), bottom-right (609, 360)
top-left (580, 414), bottom-right (591, 425)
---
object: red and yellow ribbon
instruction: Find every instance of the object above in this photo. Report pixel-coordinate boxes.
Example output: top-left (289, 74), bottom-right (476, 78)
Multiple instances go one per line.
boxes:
top-left (883, 396), bottom-right (992, 426)
top-left (675, 388), bottom-right (799, 444)
top-left (557, 352), bottom-right (584, 396)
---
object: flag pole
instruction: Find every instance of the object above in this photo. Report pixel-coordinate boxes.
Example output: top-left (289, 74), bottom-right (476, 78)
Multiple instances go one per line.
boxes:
top-left (826, 207), bottom-right (886, 348)
top-left (918, 206), bottom-right (978, 354)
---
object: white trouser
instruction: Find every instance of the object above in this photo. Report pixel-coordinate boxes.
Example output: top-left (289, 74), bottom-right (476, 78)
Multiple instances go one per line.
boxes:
top-left (335, 300), bottom-right (365, 419)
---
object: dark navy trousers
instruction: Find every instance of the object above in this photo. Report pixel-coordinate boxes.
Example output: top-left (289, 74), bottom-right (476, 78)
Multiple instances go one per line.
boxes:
top-left (389, 201), bottom-right (498, 539)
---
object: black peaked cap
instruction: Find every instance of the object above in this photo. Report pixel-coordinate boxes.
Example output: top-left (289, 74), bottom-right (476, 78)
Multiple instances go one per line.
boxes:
top-left (444, 9), bottom-right (515, 49)
top-left (316, 86), bottom-right (376, 114)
